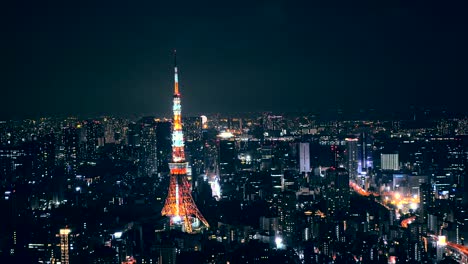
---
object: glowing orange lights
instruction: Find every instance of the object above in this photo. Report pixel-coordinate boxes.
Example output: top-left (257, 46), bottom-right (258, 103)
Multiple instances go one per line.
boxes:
top-left (401, 216), bottom-right (416, 228)
top-left (447, 242), bottom-right (468, 255)
top-left (59, 228), bottom-right (71, 264)
top-left (172, 148), bottom-right (186, 162)
top-left (162, 170), bottom-right (210, 233)
top-left (161, 51), bottom-right (209, 233)
top-left (170, 167), bottom-right (187, 175)
top-left (174, 82), bottom-right (179, 95)
top-left (437, 236), bottom-right (447, 246)
top-left (349, 182), bottom-right (371, 196)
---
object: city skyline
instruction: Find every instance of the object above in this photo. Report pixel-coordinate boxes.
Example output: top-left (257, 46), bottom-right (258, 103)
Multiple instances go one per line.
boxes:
top-left (1, 55), bottom-right (468, 262)
top-left (2, 2), bottom-right (468, 262)
top-left (2, 0), bottom-right (468, 119)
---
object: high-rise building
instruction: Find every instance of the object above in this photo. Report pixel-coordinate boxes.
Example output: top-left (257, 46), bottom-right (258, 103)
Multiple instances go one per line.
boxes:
top-left (276, 191), bottom-right (297, 245)
top-left (61, 126), bottom-right (79, 175)
top-left (271, 168), bottom-right (283, 194)
top-left (299, 143), bottom-right (310, 173)
top-left (419, 182), bottom-right (432, 225)
top-left (219, 138), bottom-right (236, 178)
top-left (358, 132), bottom-right (373, 173)
top-left (59, 228), bottom-right (71, 264)
top-left (381, 153), bottom-right (399, 171)
top-left (156, 121), bottom-right (172, 173)
top-left (84, 120), bottom-right (104, 160)
top-left (183, 116), bottom-right (204, 177)
top-left (138, 117), bottom-right (158, 177)
top-left (260, 144), bottom-right (273, 171)
top-left (345, 137), bottom-right (359, 180)
top-left (326, 168), bottom-right (350, 218)
top-left (127, 122), bottom-right (140, 147)
top-left (161, 51), bottom-right (209, 233)
top-left (37, 133), bottom-right (56, 179)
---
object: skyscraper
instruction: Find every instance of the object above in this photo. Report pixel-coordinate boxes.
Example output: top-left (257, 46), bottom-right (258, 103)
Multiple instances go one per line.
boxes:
top-left (358, 132), bottom-right (373, 173)
top-left (59, 228), bottom-right (71, 264)
top-left (326, 168), bottom-right (350, 218)
top-left (345, 137), bottom-right (359, 180)
top-left (183, 116), bottom-right (204, 177)
top-left (61, 126), bottom-right (79, 175)
top-left (161, 51), bottom-right (209, 233)
top-left (381, 153), bottom-right (399, 171)
top-left (299, 143), bottom-right (310, 174)
top-left (84, 120), bottom-right (104, 160)
top-left (156, 121), bottom-right (172, 173)
top-left (219, 138), bottom-right (236, 177)
top-left (138, 117), bottom-right (158, 177)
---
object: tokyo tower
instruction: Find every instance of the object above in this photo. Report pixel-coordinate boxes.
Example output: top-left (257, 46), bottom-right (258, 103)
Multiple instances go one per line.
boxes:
top-left (161, 50), bottom-right (209, 233)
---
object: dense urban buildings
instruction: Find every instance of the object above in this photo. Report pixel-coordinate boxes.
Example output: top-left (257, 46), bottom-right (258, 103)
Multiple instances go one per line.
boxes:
top-left (3, 2), bottom-right (468, 263)
top-left (1, 104), bottom-right (468, 263)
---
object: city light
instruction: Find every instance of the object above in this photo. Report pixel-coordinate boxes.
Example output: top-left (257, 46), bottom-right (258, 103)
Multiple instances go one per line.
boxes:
top-left (60, 228), bottom-right (71, 235)
top-left (218, 131), bottom-right (234, 139)
top-left (161, 51), bottom-right (209, 233)
top-left (113, 232), bottom-right (123, 239)
top-left (209, 177), bottom-right (221, 200)
top-left (275, 237), bottom-right (285, 249)
top-left (437, 236), bottom-right (447, 246)
top-left (2, 11), bottom-right (467, 262)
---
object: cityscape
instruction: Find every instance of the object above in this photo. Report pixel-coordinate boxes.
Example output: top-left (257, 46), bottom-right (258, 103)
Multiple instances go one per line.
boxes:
top-left (3, 1), bottom-right (468, 264)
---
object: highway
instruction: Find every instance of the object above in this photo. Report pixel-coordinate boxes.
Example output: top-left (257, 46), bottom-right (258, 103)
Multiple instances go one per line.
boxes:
top-left (400, 216), bottom-right (416, 228)
top-left (350, 182), bottom-right (468, 263)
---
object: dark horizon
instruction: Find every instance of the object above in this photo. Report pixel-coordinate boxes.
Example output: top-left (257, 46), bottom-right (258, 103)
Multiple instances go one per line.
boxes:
top-left (1, 106), bottom-right (466, 122)
top-left (2, 0), bottom-right (468, 119)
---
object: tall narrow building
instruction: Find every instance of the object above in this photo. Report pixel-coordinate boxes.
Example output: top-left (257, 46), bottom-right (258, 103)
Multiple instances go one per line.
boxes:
top-left (299, 143), bottom-right (310, 174)
top-left (345, 137), bottom-right (359, 180)
top-left (59, 228), bottom-right (71, 264)
top-left (161, 51), bottom-right (209, 233)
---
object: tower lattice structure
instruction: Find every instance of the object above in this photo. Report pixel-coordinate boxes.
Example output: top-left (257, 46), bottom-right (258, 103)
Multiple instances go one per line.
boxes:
top-left (161, 51), bottom-right (209, 233)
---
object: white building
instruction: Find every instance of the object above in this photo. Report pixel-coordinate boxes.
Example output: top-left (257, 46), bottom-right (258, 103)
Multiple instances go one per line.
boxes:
top-left (299, 143), bottom-right (310, 173)
top-left (381, 153), bottom-right (399, 171)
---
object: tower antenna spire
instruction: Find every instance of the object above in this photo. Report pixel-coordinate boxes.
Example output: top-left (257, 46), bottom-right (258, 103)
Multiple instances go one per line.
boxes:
top-left (174, 49), bottom-right (179, 95)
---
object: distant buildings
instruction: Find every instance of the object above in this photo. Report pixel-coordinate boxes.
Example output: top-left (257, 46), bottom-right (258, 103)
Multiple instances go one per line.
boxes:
top-left (0, 110), bottom-right (467, 263)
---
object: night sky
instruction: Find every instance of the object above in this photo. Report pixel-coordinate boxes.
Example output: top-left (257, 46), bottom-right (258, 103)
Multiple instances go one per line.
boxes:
top-left (2, 0), bottom-right (467, 119)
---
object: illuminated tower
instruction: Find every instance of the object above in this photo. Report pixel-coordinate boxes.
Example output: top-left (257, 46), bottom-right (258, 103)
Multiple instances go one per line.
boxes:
top-left (161, 51), bottom-right (209, 233)
top-left (59, 228), bottom-right (71, 264)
